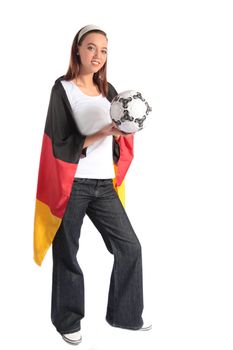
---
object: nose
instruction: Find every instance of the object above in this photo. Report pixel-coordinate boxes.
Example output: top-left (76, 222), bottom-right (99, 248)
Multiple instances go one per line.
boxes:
top-left (93, 50), bottom-right (100, 58)
top-left (94, 46), bottom-right (105, 58)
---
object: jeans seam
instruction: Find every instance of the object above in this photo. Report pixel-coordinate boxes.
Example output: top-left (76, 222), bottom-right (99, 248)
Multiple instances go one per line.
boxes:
top-left (112, 248), bottom-right (119, 324)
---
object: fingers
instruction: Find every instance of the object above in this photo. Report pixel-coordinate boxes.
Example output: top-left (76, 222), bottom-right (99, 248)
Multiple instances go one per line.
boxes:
top-left (103, 122), bottom-right (135, 137)
top-left (112, 127), bottom-right (135, 137)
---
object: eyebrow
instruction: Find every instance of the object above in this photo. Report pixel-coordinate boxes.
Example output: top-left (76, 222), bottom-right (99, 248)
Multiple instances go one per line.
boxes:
top-left (87, 42), bottom-right (108, 50)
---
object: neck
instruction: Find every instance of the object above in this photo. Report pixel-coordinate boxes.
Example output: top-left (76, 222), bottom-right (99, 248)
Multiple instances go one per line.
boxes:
top-left (76, 72), bottom-right (95, 88)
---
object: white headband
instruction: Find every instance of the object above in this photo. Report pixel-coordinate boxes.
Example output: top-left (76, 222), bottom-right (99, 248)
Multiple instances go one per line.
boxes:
top-left (77, 24), bottom-right (106, 44)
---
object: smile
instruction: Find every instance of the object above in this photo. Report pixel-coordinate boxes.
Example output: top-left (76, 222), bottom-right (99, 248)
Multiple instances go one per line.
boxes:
top-left (91, 61), bottom-right (101, 65)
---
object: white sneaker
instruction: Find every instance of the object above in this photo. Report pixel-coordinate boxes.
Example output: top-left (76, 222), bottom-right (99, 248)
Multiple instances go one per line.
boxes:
top-left (61, 330), bottom-right (82, 345)
top-left (138, 320), bottom-right (152, 331)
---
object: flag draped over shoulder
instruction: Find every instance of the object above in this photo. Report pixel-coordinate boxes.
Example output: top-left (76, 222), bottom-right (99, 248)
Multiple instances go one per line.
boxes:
top-left (33, 76), bottom-right (134, 266)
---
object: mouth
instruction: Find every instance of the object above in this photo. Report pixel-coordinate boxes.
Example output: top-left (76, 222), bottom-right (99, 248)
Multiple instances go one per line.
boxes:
top-left (91, 60), bottom-right (101, 66)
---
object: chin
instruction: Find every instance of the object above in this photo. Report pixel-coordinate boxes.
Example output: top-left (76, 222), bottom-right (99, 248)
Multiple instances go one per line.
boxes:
top-left (93, 67), bottom-right (101, 72)
top-left (90, 64), bottom-right (103, 71)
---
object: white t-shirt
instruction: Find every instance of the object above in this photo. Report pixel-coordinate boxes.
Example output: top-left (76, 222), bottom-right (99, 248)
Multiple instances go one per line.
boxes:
top-left (61, 80), bottom-right (115, 179)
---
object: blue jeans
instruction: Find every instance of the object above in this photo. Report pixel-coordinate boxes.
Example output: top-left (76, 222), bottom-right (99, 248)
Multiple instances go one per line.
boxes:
top-left (51, 178), bottom-right (144, 334)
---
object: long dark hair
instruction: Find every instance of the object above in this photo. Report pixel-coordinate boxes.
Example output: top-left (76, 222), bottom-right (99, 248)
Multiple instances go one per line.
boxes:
top-left (63, 28), bottom-right (108, 97)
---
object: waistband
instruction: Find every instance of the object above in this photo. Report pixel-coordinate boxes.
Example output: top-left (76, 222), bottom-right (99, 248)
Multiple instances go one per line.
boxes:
top-left (73, 178), bottom-right (113, 184)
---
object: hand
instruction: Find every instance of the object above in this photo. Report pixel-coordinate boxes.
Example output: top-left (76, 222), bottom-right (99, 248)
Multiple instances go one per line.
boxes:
top-left (100, 122), bottom-right (134, 138)
top-left (99, 122), bottom-right (116, 136)
top-left (83, 122), bottom-right (134, 149)
top-left (111, 122), bottom-right (135, 138)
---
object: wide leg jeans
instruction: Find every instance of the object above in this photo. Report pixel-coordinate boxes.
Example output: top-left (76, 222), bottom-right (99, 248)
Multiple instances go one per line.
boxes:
top-left (51, 178), bottom-right (144, 334)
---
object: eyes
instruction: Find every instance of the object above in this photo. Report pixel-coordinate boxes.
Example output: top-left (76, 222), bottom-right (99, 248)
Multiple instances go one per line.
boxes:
top-left (87, 45), bottom-right (107, 55)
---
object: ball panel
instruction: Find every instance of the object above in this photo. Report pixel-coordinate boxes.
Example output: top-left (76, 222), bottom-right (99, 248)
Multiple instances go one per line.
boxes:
top-left (110, 90), bottom-right (152, 133)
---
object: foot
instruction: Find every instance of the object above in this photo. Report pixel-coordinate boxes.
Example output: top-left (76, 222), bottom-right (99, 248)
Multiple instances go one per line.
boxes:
top-left (61, 330), bottom-right (82, 345)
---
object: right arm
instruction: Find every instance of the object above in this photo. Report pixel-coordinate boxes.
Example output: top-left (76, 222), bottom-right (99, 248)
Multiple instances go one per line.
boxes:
top-left (83, 122), bottom-right (133, 149)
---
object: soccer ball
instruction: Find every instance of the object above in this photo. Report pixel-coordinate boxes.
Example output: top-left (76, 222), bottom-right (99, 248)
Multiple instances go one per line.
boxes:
top-left (110, 90), bottom-right (152, 133)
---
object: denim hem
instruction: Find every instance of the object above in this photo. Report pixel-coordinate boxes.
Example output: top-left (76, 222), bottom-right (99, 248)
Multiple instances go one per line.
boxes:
top-left (57, 326), bottom-right (81, 335)
top-left (105, 316), bottom-right (143, 330)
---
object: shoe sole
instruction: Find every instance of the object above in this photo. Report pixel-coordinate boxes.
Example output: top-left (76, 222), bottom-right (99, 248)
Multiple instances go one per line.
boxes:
top-left (62, 334), bottom-right (82, 346)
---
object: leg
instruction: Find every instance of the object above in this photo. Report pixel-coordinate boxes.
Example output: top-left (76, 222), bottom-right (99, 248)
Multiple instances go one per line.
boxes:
top-left (51, 179), bottom-right (90, 334)
top-left (86, 181), bottom-right (144, 330)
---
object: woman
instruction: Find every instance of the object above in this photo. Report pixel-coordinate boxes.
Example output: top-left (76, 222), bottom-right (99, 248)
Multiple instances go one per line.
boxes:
top-left (33, 24), bottom-right (151, 346)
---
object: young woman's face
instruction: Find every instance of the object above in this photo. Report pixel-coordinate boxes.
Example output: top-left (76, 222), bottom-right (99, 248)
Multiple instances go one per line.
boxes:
top-left (78, 33), bottom-right (108, 74)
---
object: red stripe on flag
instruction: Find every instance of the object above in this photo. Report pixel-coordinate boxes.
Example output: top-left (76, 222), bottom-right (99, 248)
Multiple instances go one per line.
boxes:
top-left (36, 133), bottom-right (77, 218)
top-left (115, 135), bottom-right (134, 186)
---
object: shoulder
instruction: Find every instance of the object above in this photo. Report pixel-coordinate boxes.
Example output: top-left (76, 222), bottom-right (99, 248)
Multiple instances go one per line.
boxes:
top-left (48, 76), bottom-right (73, 113)
top-left (49, 75), bottom-right (67, 97)
top-left (54, 75), bottom-right (66, 85)
top-left (107, 82), bottom-right (118, 102)
top-left (108, 82), bottom-right (118, 95)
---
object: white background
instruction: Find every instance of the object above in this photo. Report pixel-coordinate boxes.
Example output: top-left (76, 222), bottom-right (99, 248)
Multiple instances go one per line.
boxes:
top-left (0, 0), bottom-right (233, 349)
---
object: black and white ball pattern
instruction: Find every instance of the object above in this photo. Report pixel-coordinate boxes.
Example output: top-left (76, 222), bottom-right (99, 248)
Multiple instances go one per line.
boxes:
top-left (110, 90), bottom-right (152, 133)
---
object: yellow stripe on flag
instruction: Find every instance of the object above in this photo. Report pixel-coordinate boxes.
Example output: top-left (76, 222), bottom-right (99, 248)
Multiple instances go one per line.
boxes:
top-left (34, 199), bottom-right (61, 266)
top-left (113, 164), bottom-right (126, 207)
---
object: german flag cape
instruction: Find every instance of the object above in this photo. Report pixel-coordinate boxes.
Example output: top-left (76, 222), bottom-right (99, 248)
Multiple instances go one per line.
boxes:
top-left (33, 76), bottom-right (134, 266)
